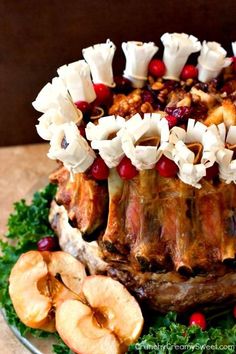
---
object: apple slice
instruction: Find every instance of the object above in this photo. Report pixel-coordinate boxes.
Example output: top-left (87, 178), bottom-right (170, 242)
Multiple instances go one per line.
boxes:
top-left (83, 276), bottom-right (144, 346)
top-left (56, 299), bottom-right (120, 354)
top-left (46, 251), bottom-right (86, 295)
top-left (9, 250), bottom-right (86, 332)
top-left (9, 251), bottom-right (54, 331)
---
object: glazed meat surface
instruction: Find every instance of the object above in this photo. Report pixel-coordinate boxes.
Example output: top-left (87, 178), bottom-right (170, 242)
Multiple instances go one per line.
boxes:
top-left (49, 166), bottom-right (108, 235)
top-left (103, 169), bottom-right (236, 273)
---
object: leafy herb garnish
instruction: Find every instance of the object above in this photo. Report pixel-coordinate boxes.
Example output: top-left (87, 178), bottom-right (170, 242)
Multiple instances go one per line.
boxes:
top-left (128, 312), bottom-right (236, 353)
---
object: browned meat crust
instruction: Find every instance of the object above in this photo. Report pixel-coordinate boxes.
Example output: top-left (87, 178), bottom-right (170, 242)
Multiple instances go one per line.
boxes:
top-left (49, 166), bottom-right (108, 235)
top-left (49, 200), bottom-right (236, 313)
top-left (102, 170), bottom-right (236, 273)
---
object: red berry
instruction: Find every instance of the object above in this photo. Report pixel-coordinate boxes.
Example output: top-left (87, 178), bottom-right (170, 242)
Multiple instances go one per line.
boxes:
top-left (114, 76), bottom-right (131, 93)
top-left (78, 125), bottom-right (86, 137)
top-left (165, 106), bottom-right (192, 122)
top-left (148, 59), bottom-right (166, 77)
top-left (141, 90), bottom-right (154, 104)
top-left (117, 157), bottom-right (138, 180)
top-left (37, 237), bottom-right (59, 252)
top-left (189, 312), bottom-right (207, 330)
top-left (233, 304), bottom-right (236, 318)
top-left (91, 157), bottom-right (109, 180)
top-left (156, 156), bottom-right (178, 178)
top-left (181, 65), bottom-right (198, 80)
top-left (165, 115), bottom-right (178, 128)
top-left (74, 100), bottom-right (91, 114)
top-left (93, 83), bottom-right (112, 106)
top-left (205, 163), bottom-right (219, 180)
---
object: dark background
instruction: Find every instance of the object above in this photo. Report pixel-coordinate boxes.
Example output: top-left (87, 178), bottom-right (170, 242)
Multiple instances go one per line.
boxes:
top-left (1, 0), bottom-right (236, 146)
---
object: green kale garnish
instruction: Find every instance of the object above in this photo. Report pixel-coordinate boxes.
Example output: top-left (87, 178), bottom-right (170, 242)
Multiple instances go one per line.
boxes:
top-left (53, 334), bottom-right (74, 354)
top-left (128, 311), bottom-right (236, 353)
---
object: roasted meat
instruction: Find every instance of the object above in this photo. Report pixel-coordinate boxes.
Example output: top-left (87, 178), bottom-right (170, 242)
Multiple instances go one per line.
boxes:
top-left (50, 166), bottom-right (108, 235)
top-left (102, 169), bottom-right (236, 273)
top-left (50, 168), bottom-right (236, 312)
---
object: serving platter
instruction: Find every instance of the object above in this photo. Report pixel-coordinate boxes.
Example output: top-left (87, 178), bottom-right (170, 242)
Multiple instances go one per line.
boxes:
top-left (2, 309), bottom-right (54, 354)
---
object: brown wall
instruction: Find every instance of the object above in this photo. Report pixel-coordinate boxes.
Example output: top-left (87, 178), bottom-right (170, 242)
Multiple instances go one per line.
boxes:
top-left (1, 0), bottom-right (236, 146)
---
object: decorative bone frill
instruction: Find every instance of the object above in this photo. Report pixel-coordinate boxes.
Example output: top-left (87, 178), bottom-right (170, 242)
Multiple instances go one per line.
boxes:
top-left (232, 42), bottom-right (236, 57)
top-left (161, 33), bottom-right (201, 81)
top-left (33, 77), bottom-right (82, 140)
top-left (120, 113), bottom-right (170, 170)
top-left (122, 41), bottom-right (158, 88)
top-left (86, 115), bottom-right (126, 168)
top-left (36, 99), bottom-right (81, 141)
top-left (33, 36), bottom-right (236, 189)
top-left (48, 122), bottom-right (95, 175)
top-left (209, 123), bottom-right (236, 184)
top-left (197, 41), bottom-right (232, 83)
top-left (32, 77), bottom-right (68, 113)
top-left (57, 60), bottom-right (96, 103)
top-left (170, 119), bottom-right (222, 188)
top-left (82, 39), bottom-right (116, 87)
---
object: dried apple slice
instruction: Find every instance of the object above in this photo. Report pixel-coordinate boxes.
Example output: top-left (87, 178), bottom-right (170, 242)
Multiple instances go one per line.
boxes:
top-left (83, 276), bottom-right (144, 346)
top-left (9, 251), bottom-right (54, 331)
top-left (56, 300), bottom-right (120, 354)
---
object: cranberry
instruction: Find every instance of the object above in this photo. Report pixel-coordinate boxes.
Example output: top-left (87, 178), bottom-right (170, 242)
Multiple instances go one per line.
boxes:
top-left (189, 312), bottom-right (207, 330)
top-left (141, 90), bottom-right (154, 104)
top-left (165, 115), bottom-right (178, 128)
top-left (91, 157), bottom-right (109, 180)
top-left (114, 76), bottom-right (131, 93)
top-left (93, 83), bottom-right (112, 106)
top-left (180, 65), bottom-right (198, 80)
top-left (156, 156), bottom-right (178, 178)
top-left (205, 163), bottom-right (219, 180)
top-left (37, 237), bottom-right (59, 252)
top-left (117, 157), bottom-right (138, 180)
top-left (78, 125), bottom-right (86, 137)
top-left (163, 80), bottom-right (180, 92)
top-left (165, 106), bottom-right (192, 122)
top-left (233, 304), bottom-right (236, 318)
top-left (148, 59), bottom-right (166, 77)
top-left (74, 100), bottom-right (91, 114)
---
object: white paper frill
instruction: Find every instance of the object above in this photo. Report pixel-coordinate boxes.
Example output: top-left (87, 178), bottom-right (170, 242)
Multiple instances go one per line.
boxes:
top-left (122, 41), bottom-right (158, 88)
top-left (208, 124), bottom-right (236, 184)
top-left (120, 113), bottom-right (170, 170)
top-left (197, 41), bottom-right (232, 83)
top-left (57, 60), bottom-right (96, 103)
top-left (82, 39), bottom-right (116, 88)
top-left (170, 119), bottom-right (223, 188)
top-left (32, 77), bottom-right (68, 113)
top-left (48, 122), bottom-right (95, 176)
top-left (161, 33), bottom-right (201, 81)
top-left (85, 116), bottom-right (126, 168)
top-left (34, 77), bottom-right (82, 141)
top-left (232, 42), bottom-right (236, 57)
